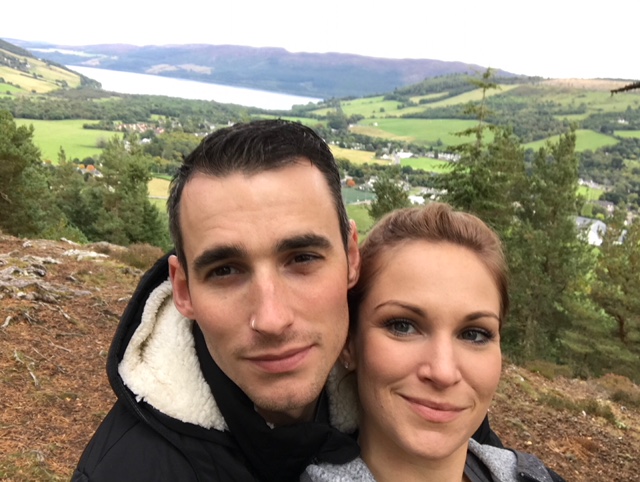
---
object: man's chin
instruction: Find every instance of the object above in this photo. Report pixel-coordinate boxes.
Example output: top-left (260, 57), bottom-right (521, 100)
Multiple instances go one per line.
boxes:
top-left (251, 387), bottom-right (321, 426)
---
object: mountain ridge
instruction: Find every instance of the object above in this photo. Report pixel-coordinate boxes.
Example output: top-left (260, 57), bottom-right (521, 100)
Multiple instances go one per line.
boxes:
top-left (6, 38), bottom-right (517, 99)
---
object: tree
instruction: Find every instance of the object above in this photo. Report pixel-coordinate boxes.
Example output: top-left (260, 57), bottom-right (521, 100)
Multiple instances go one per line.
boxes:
top-left (0, 110), bottom-right (70, 238)
top-left (95, 135), bottom-right (171, 249)
top-left (367, 167), bottom-right (411, 222)
top-left (591, 209), bottom-right (640, 344)
top-left (438, 69), bottom-right (526, 234)
top-left (504, 130), bottom-right (591, 360)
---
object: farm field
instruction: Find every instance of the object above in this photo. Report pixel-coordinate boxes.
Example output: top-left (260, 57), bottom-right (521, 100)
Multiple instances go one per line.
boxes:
top-left (615, 130), bottom-right (640, 139)
top-left (148, 177), bottom-right (170, 198)
top-left (14, 118), bottom-right (119, 162)
top-left (402, 156), bottom-right (453, 173)
top-left (524, 129), bottom-right (618, 153)
top-left (0, 48), bottom-right (82, 94)
top-left (354, 118), bottom-right (491, 146)
top-left (346, 202), bottom-right (374, 236)
top-left (330, 145), bottom-right (384, 165)
top-left (578, 185), bottom-right (604, 201)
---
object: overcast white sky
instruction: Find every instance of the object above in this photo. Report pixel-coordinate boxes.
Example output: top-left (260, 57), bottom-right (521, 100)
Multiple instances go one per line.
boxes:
top-left (3, 0), bottom-right (637, 80)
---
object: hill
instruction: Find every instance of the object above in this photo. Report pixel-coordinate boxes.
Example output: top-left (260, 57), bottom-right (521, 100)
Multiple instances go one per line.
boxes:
top-left (0, 39), bottom-right (99, 95)
top-left (7, 38), bottom-right (515, 99)
top-left (0, 234), bottom-right (639, 481)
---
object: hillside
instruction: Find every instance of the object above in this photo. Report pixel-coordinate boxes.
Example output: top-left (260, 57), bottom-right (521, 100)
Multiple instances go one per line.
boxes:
top-left (0, 40), bottom-right (99, 95)
top-left (1, 234), bottom-right (639, 481)
top-left (7, 38), bottom-right (515, 99)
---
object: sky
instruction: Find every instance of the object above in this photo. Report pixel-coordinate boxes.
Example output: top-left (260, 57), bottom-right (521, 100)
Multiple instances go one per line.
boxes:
top-left (3, 0), bottom-right (637, 80)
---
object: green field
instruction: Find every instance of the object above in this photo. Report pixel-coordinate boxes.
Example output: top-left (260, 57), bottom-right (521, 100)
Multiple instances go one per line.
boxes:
top-left (0, 49), bottom-right (82, 94)
top-left (354, 118), bottom-right (492, 147)
top-left (15, 119), bottom-right (120, 162)
top-left (524, 129), bottom-right (619, 153)
top-left (341, 187), bottom-right (375, 204)
top-left (615, 130), bottom-right (640, 139)
top-left (346, 203), bottom-right (374, 237)
top-left (402, 157), bottom-right (453, 173)
top-left (578, 185), bottom-right (604, 201)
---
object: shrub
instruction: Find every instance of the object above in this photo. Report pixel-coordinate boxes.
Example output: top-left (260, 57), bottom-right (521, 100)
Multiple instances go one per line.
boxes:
top-left (113, 243), bottom-right (164, 270)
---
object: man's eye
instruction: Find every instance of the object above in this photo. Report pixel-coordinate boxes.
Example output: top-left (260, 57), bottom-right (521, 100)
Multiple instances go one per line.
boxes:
top-left (292, 253), bottom-right (321, 264)
top-left (210, 265), bottom-right (239, 277)
top-left (384, 319), bottom-right (417, 336)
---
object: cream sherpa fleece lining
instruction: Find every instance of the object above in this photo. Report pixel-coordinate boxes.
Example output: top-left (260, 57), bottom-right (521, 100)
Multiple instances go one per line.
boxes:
top-left (118, 280), bottom-right (359, 433)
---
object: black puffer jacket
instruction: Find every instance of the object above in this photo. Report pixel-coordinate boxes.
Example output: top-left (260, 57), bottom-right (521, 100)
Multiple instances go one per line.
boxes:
top-left (72, 254), bottom-right (361, 482)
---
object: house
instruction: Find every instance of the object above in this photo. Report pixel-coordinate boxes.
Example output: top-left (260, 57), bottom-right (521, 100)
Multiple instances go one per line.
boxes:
top-left (575, 216), bottom-right (607, 246)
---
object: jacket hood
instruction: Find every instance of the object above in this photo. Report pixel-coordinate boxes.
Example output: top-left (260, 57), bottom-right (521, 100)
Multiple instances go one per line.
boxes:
top-left (107, 253), bottom-right (359, 434)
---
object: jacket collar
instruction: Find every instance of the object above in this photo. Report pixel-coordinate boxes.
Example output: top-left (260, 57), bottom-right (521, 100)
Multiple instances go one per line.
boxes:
top-left (117, 279), bottom-right (359, 433)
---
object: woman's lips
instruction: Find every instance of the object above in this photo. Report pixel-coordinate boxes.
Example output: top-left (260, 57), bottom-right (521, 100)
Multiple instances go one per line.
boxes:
top-left (402, 395), bottom-right (466, 424)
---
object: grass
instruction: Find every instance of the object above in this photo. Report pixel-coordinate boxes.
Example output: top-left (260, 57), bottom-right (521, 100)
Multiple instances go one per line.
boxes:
top-left (539, 392), bottom-right (617, 424)
top-left (14, 119), bottom-right (120, 162)
top-left (0, 82), bottom-right (23, 94)
top-left (524, 129), bottom-right (619, 153)
top-left (578, 185), bottom-right (604, 201)
top-left (330, 145), bottom-right (384, 165)
top-left (402, 157), bottom-right (453, 173)
top-left (341, 187), bottom-right (375, 204)
top-left (615, 130), bottom-right (640, 139)
top-left (346, 203), bottom-right (374, 237)
top-left (148, 177), bottom-right (170, 198)
top-left (354, 118), bottom-right (492, 147)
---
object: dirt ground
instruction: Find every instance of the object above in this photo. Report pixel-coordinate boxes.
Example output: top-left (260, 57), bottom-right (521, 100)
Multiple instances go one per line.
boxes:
top-left (1, 234), bottom-right (639, 481)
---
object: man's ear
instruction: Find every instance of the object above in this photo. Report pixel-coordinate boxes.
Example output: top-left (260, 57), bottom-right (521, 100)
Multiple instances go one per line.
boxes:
top-left (169, 255), bottom-right (195, 320)
top-left (340, 334), bottom-right (357, 371)
top-left (346, 219), bottom-right (360, 288)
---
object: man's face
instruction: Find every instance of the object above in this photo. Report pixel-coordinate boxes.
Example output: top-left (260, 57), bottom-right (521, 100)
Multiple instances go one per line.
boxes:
top-left (169, 161), bottom-right (359, 425)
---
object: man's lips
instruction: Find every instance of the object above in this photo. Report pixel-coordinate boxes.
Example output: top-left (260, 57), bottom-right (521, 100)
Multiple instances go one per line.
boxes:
top-left (402, 395), bottom-right (466, 423)
top-left (247, 345), bottom-right (313, 373)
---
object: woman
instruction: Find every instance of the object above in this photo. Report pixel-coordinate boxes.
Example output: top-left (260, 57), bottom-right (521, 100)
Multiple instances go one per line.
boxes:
top-left (304, 203), bottom-right (564, 482)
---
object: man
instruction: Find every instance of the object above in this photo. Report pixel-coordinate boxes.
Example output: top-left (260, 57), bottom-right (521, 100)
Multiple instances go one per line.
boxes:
top-left (73, 119), bottom-right (499, 481)
top-left (73, 119), bottom-right (362, 481)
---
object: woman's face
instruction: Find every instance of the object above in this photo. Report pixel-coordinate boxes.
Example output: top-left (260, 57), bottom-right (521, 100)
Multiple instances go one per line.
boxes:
top-left (347, 240), bottom-right (502, 466)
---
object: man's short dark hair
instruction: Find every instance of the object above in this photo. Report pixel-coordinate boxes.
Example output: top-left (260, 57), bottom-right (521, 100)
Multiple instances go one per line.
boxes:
top-left (168, 119), bottom-right (350, 271)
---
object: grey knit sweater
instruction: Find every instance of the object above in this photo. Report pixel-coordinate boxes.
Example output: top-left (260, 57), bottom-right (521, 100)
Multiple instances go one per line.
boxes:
top-left (301, 439), bottom-right (557, 482)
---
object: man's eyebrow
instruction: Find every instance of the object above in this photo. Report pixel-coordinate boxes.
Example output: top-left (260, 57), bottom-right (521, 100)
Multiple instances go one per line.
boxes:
top-left (192, 245), bottom-right (247, 275)
top-left (276, 234), bottom-right (333, 253)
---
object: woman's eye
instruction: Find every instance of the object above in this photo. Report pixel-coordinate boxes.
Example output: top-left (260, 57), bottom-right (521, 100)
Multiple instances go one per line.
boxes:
top-left (460, 329), bottom-right (492, 344)
top-left (386, 319), bottom-right (417, 336)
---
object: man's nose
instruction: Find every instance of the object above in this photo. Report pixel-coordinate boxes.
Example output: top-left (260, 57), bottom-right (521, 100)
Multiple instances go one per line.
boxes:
top-left (249, 272), bottom-right (294, 336)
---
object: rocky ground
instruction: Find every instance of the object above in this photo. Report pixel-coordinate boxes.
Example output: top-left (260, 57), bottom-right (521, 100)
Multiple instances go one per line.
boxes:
top-left (1, 234), bottom-right (639, 481)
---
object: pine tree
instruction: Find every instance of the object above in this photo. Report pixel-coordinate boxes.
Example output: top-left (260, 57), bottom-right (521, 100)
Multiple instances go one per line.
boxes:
top-left (504, 130), bottom-right (591, 360)
top-left (0, 110), bottom-right (69, 238)
top-left (591, 209), bottom-right (640, 344)
top-left (367, 167), bottom-right (411, 222)
top-left (438, 69), bottom-right (525, 234)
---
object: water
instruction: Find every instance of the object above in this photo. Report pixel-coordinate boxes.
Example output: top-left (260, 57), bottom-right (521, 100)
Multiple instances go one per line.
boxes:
top-left (67, 65), bottom-right (322, 110)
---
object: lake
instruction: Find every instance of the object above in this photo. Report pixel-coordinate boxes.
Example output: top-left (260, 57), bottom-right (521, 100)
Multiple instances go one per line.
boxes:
top-left (67, 65), bottom-right (322, 110)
